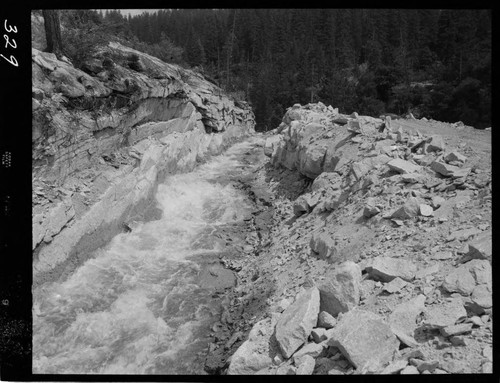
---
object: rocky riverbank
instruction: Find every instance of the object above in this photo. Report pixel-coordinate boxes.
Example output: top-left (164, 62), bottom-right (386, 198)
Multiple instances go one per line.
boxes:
top-left (32, 42), bottom-right (255, 287)
top-left (211, 102), bottom-right (492, 375)
top-left (31, 36), bottom-right (492, 375)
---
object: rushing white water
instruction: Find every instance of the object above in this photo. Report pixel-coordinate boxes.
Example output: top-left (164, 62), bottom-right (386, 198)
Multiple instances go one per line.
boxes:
top-left (33, 139), bottom-right (261, 374)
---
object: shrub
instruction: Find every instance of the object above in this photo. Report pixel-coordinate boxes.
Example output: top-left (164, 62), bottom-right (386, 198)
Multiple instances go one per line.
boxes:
top-left (61, 12), bottom-right (109, 68)
top-left (127, 53), bottom-right (145, 72)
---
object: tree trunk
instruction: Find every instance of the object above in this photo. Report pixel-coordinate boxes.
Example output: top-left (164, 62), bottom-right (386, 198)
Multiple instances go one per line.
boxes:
top-left (459, 50), bottom-right (463, 81)
top-left (42, 10), bottom-right (63, 57)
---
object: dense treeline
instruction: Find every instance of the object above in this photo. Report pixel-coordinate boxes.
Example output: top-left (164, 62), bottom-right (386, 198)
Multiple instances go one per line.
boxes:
top-left (43, 9), bottom-right (491, 131)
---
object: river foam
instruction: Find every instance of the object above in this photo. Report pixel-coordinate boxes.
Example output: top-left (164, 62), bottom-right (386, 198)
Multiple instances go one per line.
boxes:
top-left (33, 140), bottom-right (260, 374)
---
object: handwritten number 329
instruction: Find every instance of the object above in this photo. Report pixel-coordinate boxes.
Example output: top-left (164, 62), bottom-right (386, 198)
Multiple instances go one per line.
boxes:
top-left (1, 20), bottom-right (18, 67)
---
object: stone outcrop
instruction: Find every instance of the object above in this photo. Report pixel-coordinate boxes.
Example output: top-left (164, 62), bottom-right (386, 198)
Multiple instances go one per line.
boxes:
top-left (32, 42), bottom-right (255, 285)
top-left (33, 42), bottom-right (254, 181)
top-left (269, 103), bottom-right (362, 179)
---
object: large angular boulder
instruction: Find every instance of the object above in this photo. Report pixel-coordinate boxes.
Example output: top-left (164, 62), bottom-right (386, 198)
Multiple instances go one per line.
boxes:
top-left (466, 230), bottom-right (492, 261)
top-left (426, 135), bottom-right (445, 152)
top-left (430, 161), bottom-right (457, 177)
top-left (317, 311), bottom-right (337, 329)
top-left (318, 261), bottom-right (361, 317)
top-left (292, 341), bottom-right (326, 364)
top-left (227, 339), bottom-right (273, 375)
top-left (363, 197), bottom-right (381, 218)
top-left (471, 284), bottom-right (492, 309)
top-left (275, 287), bottom-right (321, 359)
top-left (227, 317), bottom-right (275, 374)
top-left (282, 107), bottom-right (304, 125)
top-left (298, 141), bottom-right (329, 179)
top-left (442, 259), bottom-right (492, 296)
top-left (423, 298), bottom-right (467, 328)
top-left (310, 232), bottom-right (338, 260)
top-left (327, 308), bottom-right (399, 370)
top-left (444, 151), bottom-right (467, 163)
top-left (390, 197), bottom-right (421, 219)
top-left (317, 189), bottom-right (347, 213)
top-left (295, 355), bottom-right (316, 375)
top-left (364, 256), bottom-right (417, 282)
top-left (389, 294), bottom-right (426, 345)
top-left (311, 172), bottom-right (343, 192)
top-left (442, 265), bottom-right (476, 295)
top-left (387, 158), bottom-right (422, 174)
top-left (293, 192), bottom-right (322, 216)
top-left (293, 195), bottom-right (310, 217)
top-left (430, 161), bottom-right (470, 178)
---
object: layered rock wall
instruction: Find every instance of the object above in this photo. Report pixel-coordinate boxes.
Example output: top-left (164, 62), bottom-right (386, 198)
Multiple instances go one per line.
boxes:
top-left (32, 42), bottom-right (255, 285)
top-left (32, 42), bottom-right (254, 181)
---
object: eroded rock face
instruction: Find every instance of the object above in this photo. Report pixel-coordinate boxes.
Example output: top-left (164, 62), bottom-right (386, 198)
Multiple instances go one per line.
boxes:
top-left (32, 42), bottom-right (255, 284)
top-left (32, 43), bottom-right (255, 182)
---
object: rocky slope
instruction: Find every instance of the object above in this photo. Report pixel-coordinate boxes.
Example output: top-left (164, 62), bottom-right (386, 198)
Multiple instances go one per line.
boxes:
top-left (32, 42), bottom-right (255, 287)
top-left (210, 103), bottom-right (492, 375)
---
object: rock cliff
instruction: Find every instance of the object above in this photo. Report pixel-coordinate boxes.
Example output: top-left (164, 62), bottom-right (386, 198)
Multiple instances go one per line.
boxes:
top-left (32, 42), bottom-right (255, 286)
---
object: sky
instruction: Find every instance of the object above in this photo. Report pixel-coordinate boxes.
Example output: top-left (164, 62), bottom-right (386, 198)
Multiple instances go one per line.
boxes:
top-left (113, 9), bottom-right (162, 16)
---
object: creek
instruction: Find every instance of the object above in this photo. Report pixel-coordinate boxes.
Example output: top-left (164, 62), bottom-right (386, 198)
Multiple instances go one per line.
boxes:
top-left (32, 137), bottom-right (266, 374)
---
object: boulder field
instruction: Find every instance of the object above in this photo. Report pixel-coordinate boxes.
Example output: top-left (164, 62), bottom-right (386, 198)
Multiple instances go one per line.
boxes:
top-left (32, 42), bottom-right (255, 286)
top-left (216, 102), bottom-right (492, 375)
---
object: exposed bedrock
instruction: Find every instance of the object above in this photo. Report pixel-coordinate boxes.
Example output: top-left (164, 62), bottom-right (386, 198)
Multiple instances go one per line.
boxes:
top-left (32, 42), bottom-right (255, 286)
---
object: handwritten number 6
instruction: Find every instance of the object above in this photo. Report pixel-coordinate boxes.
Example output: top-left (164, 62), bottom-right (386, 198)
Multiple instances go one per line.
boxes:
top-left (0, 54), bottom-right (18, 67)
